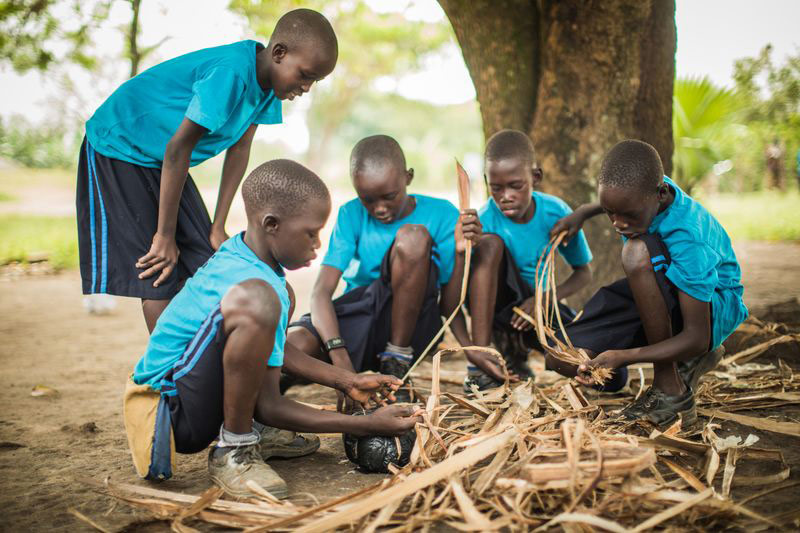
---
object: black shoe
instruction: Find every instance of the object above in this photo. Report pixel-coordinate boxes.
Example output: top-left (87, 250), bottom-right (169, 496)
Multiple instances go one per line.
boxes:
top-left (491, 328), bottom-right (534, 379)
top-left (678, 346), bottom-right (725, 390)
top-left (619, 386), bottom-right (697, 429)
top-left (463, 372), bottom-right (503, 393)
top-left (379, 354), bottom-right (413, 403)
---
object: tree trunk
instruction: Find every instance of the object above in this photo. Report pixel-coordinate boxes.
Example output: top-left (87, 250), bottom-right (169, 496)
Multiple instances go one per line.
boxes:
top-left (128, 0), bottom-right (142, 78)
top-left (440, 0), bottom-right (676, 300)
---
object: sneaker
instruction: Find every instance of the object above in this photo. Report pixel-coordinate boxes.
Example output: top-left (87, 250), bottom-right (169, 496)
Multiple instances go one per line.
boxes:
top-left (491, 328), bottom-right (534, 379)
top-left (619, 386), bottom-right (697, 429)
top-left (379, 354), bottom-right (413, 403)
top-left (258, 425), bottom-right (320, 460)
top-left (678, 346), bottom-right (725, 390)
top-left (463, 371), bottom-right (503, 393)
top-left (208, 444), bottom-right (288, 499)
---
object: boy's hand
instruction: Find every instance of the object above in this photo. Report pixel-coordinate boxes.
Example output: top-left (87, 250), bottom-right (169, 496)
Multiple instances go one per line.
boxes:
top-left (343, 373), bottom-right (401, 409)
top-left (465, 349), bottom-right (519, 383)
top-left (366, 404), bottom-right (423, 436)
top-left (550, 211), bottom-right (584, 245)
top-left (510, 297), bottom-right (536, 331)
top-left (137, 233), bottom-right (179, 287)
top-left (209, 226), bottom-right (229, 251)
top-left (575, 350), bottom-right (622, 386)
top-left (455, 209), bottom-right (482, 253)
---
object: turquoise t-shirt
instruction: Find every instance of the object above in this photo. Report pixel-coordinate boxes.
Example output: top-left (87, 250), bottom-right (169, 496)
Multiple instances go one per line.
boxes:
top-left (133, 233), bottom-right (289, 390)
top-left (650, 177), bottom-right (748, 349)
top-left (86, 40), bottom-right (282, 168)
top-left (322, 195), bottom-right (460, 293)
top-left (478, 191), bottom-right (593, 290)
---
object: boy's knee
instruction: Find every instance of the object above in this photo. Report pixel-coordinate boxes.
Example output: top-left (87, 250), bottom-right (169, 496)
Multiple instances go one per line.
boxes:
top-left (221, 279), bottom-right (281, 334)
top-left (621, 237), bottom-right (652, 277)
top-left (393, 224), bottom-right (433, 260)
top-left (475, 233), bottom-right (504, 261)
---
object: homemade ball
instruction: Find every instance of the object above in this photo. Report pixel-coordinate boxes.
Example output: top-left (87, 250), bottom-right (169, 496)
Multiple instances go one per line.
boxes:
top-left (342, 409), bottom-right (416, 473)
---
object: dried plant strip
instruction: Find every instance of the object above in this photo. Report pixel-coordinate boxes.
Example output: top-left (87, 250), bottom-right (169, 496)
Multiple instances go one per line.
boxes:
top-left (697, 408), bottom-right (800, 438)
top-left (631, 488), bottom-right (713, 532)
top-left (720, 334), bottom-right (800, 366)
top-left (659, 457), bottom-right (708, 492)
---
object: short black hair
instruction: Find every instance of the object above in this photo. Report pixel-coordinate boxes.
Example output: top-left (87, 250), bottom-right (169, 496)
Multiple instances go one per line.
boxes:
top-left (269, 8), bottom-right (338, 59)
top-left (242, 159), bottom-right (330, 218)
top-left (350, 134), bottom-right (407, 177)
top-left (485, 129), bottom-right (537, 167)
top-left (598, 140), bottom-right (664, 193)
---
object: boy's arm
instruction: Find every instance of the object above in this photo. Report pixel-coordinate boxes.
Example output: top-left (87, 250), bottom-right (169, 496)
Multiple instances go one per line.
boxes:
top-left (282, 341), bottom-right (401, 405)
top-left (137, 118), bottom-right (207, 287)
top-left (310, 265), bottom-right (355, 372)
top-left (555, 263), bottom-right (592, 300)
top-left (577, 289), bottom-right (711, 382)
top-left (550, 202), bottom-right (603, 244)
top-left (256, 367), bottom-right (421, 436)
top-left (209, 124), bottom-right (258, 250)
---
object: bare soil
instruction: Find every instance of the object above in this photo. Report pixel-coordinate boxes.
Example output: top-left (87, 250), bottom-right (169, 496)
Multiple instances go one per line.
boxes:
top-left (0, 240), bottom-right (799, 531)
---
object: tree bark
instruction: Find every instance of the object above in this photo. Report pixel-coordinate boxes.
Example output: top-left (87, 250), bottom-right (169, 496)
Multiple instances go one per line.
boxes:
top-left (440, 0), bottom-right (676, 299)
top-left (128, 0), bottom-right (141, 78)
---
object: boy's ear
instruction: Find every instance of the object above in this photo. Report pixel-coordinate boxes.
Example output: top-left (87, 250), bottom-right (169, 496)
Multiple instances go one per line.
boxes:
top-left (532, 167), bottom-right (543, 186)
top-left (271, 43), bottom-right (287, 63)
top-left (656, 181), bottom-right (670, 201)
top-left (406, 168), bottom-right (414, 186)
top-left (261, 213), bottom-right (280, 233)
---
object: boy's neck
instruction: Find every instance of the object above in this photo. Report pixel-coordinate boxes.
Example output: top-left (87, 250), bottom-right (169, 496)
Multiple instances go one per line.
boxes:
top-left (243, 228), bottom-right (281, 273)
top-left (255, 48), bottom-right (272, 92)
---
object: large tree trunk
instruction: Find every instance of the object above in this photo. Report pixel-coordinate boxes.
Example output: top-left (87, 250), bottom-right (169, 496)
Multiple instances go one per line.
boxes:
top-left (440, 0), bottom-right (676, 301)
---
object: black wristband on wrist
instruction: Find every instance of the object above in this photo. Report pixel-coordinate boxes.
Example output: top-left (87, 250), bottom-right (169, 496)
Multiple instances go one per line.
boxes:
top-left (324, 336), bottom-right (346, 353)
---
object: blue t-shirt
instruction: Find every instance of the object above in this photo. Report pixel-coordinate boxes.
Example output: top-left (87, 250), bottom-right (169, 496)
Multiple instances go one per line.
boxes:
top-left (133, 233), bottom-right (289, 390)
top-left (478, 192), bottom-right (593, 290)
top-left (323, 195), bottom-right (460, 293)
top-left (650, 177), bottom-right (748, 349)
top-left (86, 40), bottom-right (282, 168)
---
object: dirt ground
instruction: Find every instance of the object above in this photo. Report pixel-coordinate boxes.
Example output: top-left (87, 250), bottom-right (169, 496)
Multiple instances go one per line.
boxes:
top-left (0, 240), bottom-right (799, 532)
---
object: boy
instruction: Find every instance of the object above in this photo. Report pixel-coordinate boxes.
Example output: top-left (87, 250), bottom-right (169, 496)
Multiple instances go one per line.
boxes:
top-left (549, 140), bottom-right (748, 428)
top-left (286, 135), bottom-right (477, 400)
top-left (78, 9), bottom-right (338, 332)
top-left (125, 159), bottom-right (420, 498)
top-left (448, 130), bottom-right (596, 391)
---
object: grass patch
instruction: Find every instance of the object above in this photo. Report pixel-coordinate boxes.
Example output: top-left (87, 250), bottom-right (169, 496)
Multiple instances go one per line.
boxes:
top-left (0, 191), bottom-right (15, 202)
top-left (702, 190), bottom-right (800, 241)
top-left (0, 215), bottom-right (78, 269)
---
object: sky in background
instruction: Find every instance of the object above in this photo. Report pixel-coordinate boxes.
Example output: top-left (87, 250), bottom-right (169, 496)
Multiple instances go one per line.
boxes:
top-left (1, 0), bottom-right (798, 143)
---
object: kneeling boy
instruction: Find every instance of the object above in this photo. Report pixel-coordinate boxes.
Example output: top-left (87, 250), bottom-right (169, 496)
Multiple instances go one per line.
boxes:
top-left (287, 135), bottom-right (475, 398)
top-left (550, 140), bottom-right (748, 428)
top-left (125, 159), bottom-right (420, 498)
top-left (449, 130), bottom-right (595, 391)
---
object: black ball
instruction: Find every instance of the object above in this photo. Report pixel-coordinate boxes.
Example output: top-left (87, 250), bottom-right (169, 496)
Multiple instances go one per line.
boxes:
top-left (342, 410), bottom-right (416, 473)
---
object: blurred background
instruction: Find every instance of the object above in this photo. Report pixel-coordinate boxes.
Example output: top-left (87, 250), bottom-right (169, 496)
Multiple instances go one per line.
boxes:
top-left (0, 0), bottom-right (798, 290)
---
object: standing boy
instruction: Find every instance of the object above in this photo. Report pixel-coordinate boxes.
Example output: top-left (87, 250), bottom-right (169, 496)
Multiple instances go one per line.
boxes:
top-left (286, 135), bottom-right (477, 400)
top-left (78, 9), bottom-right (337, 331)
top-left (448, 130), bottom-right (597, 391)
top-left (550, 140), bottom-right (748, 428)
top-left (126, 159), bottom-right (420, 498)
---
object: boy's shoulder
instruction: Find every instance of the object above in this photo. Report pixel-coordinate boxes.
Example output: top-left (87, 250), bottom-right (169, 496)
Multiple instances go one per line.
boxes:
top-left (414, 194), bottom-right (458, 213)
top-left (533, 191), bottom-right (572, 215)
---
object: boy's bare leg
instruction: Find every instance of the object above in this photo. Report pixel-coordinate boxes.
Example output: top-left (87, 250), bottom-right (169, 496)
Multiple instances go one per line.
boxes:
top-left (286, 327), bottom-right (326, 361)
top-left (622, 238), bottom-right (685, 396)
top-left (467, 234), bottom-right (504, 348)
top-left (142, 299), bottom-right (170, 333)
top-left (388, 224), bottom-right (433, 346)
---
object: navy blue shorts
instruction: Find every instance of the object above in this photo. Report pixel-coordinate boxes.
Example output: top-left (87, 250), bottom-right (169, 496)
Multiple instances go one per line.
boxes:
top-left (488, 239), bottom-right (576, 350)
top-left (290, 245), bottom-right (442, 372)
top-left (76, 137), bottom-right (214, 300)
top-left (160, 306), bottom-right (227, 454)
top-left (562, 233), bottom-right (687, 353)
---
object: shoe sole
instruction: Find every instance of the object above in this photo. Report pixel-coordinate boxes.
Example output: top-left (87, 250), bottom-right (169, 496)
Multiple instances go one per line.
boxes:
top-left (209, 473), bottom-right (289, 500)
top-left (260, 439), bottom-right (320, 460)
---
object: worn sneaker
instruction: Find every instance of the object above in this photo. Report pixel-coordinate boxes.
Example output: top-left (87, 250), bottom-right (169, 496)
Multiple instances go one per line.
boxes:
top-left (619, 386), bottom-right (697, 429)
top-left (491, 328), bottom-right (534, 379)
top-left (678, 346), bottom-right (725, 390)
top-left (258, 425), bottom-right (320, 460)
top-left (463, 371), bottom-right (504, 393)
top-left (379, 354), bottom-right (413, 403)
top-left (208, 444), bottom-right (288, 499)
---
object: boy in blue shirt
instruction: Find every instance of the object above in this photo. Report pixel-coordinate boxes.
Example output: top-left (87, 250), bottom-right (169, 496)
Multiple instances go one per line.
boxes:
top-left (126, 159), bottom-right (420, 498)
top-left (549, 140), bottom-right (748, 429)
top-left (77, 9), bottom-right (337, 332)
top-left (287, 135), bottom-right (477, 401)
top-left (448, 130), bottom-right (596, 391)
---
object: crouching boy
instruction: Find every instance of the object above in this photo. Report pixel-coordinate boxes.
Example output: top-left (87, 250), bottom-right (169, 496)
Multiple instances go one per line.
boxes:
top-left (549, 140), bottom-right (748, 429)
top-left (124, 159), bottom-right (419, 498)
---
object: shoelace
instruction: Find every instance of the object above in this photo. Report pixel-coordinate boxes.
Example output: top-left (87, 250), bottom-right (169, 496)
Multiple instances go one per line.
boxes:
top-left (232, 445), bottom-right (261, 465)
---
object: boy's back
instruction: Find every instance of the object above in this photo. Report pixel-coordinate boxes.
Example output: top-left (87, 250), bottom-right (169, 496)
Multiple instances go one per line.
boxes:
top-left (87, 40), bottom-right (281, 168)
